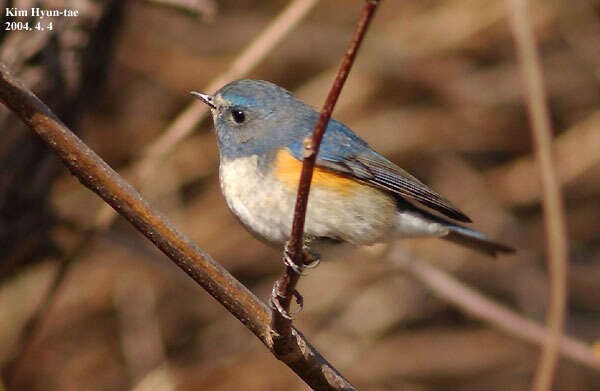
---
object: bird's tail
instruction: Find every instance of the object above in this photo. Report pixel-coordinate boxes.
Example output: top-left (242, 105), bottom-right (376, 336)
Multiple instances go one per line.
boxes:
top-left (442, 225), bottom-right (514, 257)
top-left (397, 206), bottom-right (515, 257)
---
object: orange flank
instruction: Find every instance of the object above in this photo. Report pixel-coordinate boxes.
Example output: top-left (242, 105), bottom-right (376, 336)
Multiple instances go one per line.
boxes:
top-left (275, 149), bottom-right (361, 194)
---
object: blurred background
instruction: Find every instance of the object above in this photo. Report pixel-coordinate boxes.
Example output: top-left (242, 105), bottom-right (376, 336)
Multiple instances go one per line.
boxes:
top-left (1, 0), bottom-right (600, 390)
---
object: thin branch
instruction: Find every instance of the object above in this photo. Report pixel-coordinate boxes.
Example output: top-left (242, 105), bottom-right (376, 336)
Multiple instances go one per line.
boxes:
top-left (391, 249), bottom-right (600, 372)
top-left (507, 0), bottom-right (569, 390)
top-left (270, 0), bottom-right (381, 348)
top-left (0, 63), bottom-right (354, 391)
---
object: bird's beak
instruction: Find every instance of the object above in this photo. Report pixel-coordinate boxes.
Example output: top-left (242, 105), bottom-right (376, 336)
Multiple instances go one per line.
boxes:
top-left (190, 91), bottom-right (216, 109)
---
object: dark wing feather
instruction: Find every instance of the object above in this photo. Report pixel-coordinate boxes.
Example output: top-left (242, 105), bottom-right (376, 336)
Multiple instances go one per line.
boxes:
top-left (285, 117), bottom-right (472, 223)
top-left (316, 153), bottom-right (472, 223)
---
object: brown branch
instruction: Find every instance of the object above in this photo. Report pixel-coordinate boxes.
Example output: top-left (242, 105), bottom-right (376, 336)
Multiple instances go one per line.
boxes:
top-left (0, 63), bottom-right (355, 391)
top-left (270, 0), bottom-right (381, 349)
top-left (507, 0), bottom-right (569, 390)
top-left (391, 248), bottom-right (600, 371)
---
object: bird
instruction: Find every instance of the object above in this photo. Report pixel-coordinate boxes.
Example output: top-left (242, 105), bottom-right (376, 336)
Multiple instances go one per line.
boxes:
top-left (191, 79), bottom-right (514, 259)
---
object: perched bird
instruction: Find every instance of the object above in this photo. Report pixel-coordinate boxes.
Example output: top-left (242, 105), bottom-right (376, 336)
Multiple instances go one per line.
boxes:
top-left (192, 79), bottom-right (514, 257)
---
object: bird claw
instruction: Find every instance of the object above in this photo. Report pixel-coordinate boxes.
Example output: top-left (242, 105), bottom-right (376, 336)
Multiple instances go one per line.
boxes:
top-left (282, 244), bottom-right (303, 275)
top-left (282, 241), bottom-right (321, 275)
top-left (270, 280), bottom-right (303, 320)
top-left (302, 246), bottom-right (321, 271)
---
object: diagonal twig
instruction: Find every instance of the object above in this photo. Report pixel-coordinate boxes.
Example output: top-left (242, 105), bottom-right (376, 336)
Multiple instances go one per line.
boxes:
top-left (0, 62), bottom-right (354, 391)
top-left (507, 0), bottom-right (569, 389)
top-left (270, 0), bottom-right (381, 350)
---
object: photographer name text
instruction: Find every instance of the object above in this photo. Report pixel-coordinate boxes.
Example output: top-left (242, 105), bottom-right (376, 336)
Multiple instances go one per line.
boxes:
top-left (5, 7), bottom-right (79, 18)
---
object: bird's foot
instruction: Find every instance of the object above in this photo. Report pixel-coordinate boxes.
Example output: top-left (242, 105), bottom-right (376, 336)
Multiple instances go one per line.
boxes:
top-left (282, 240), bottom-right (321, 275)
top-left (270, 280), bottom-right (303, 320)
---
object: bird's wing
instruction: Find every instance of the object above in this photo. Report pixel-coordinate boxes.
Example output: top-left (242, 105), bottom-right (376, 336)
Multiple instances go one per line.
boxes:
top-left (287, 119), bottom-right (472, 223)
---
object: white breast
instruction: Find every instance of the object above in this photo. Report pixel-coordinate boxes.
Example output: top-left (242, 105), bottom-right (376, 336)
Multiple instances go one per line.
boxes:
top-left (220, 156), bottom-right (294, 244)
top-left (219, 155), bottom-right (398, 246)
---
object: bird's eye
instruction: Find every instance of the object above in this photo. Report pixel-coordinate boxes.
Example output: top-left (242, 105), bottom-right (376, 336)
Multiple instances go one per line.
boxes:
top-left (231, 109), bottom-right (245, 124)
